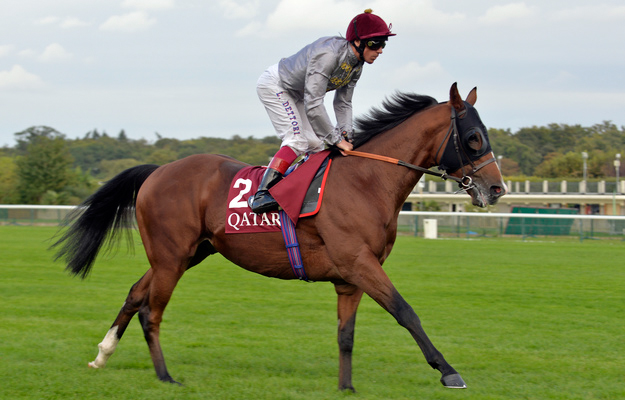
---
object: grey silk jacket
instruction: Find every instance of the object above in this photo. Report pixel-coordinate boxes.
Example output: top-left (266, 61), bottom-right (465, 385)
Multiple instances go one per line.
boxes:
top-left (278, 36), bottom-right (364, 145)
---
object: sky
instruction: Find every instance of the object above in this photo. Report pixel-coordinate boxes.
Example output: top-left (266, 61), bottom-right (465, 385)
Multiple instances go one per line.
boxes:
top-left (1, 0), bottom-right (624, 147)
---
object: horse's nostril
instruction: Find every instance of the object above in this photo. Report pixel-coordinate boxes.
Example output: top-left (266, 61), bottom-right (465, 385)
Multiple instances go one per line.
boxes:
top-left (491, 186), bottom-right (503, 197)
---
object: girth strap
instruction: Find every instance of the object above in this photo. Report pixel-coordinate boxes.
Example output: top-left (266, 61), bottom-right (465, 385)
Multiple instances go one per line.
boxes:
top-left (279, 210), bottom-right (310, 282)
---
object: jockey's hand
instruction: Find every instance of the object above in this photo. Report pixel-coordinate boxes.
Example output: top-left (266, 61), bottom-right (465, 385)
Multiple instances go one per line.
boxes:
top-left (336, 139), bottom-right (353, 156)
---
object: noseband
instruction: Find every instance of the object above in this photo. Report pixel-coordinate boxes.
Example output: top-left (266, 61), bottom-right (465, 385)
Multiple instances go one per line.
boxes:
top-left (344, 105), bottom-right (496, 192)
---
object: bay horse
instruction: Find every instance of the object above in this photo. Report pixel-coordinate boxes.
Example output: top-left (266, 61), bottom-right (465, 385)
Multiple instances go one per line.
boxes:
top-left (53, 83), bottom-right (506, 391)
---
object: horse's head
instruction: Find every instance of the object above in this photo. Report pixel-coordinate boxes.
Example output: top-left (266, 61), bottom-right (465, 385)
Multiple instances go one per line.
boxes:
top-left (437, 83), bottom-right (507, 207)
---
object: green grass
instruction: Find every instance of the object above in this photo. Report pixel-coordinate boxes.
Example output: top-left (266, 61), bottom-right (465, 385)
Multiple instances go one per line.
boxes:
top-left (1, 226), bottom-right (623, 399)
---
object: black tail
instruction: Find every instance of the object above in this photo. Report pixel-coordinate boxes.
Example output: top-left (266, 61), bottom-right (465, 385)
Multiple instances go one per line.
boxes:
top-left (52, 164), bottom-right (160, 279)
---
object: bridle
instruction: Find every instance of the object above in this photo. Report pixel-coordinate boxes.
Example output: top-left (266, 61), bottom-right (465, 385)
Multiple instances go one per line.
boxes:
top-left (344, 105), bottom-right (497, 193)
top-left (433, 106), bottom-right (497, 191)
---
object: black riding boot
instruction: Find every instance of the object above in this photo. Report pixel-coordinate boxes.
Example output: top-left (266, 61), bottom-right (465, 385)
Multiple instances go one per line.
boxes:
top-left (249, 168), bottom-right (284, 213)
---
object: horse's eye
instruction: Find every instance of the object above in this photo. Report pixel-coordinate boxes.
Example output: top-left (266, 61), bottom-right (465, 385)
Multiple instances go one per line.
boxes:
top-left (467, 131), bottom-right (482, 151)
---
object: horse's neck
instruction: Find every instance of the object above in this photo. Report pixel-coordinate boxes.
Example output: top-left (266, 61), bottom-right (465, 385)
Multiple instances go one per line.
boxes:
top-left (357, 104), bottom-right (450, 207)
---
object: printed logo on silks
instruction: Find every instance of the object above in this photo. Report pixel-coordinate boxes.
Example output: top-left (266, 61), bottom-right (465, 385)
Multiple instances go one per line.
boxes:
top-left (226, 166), bottom-right (282, 234)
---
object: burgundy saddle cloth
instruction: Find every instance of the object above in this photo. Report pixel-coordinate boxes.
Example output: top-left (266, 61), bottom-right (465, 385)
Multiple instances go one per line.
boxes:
top-left (225, 150), bottom-right (332, 234)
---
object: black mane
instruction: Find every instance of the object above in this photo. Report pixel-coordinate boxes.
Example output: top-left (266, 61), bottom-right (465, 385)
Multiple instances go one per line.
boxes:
top-left (351, 92), bottom-right (438, 147)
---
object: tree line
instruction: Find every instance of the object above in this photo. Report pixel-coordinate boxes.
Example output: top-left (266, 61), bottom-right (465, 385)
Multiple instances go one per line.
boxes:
top-left (489, 121), bottom-right (625, 178)
top-left (1, 121), bottom-right (624, 205)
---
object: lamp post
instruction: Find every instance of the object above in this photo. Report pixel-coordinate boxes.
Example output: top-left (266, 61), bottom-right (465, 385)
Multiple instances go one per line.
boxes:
top-left (615, 153), bottom-right (621, 194)
top-left (497, 155), bottom-right (503, 169)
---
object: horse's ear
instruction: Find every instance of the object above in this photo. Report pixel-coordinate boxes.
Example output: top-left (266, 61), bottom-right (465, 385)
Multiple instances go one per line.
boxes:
top-left (449, 82), bottom-right (465, 111)
top-left (466, 87), bottom-right (477, 106)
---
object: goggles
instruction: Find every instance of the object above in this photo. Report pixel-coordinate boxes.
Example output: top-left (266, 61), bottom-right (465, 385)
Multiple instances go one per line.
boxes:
top-left (366, 39), bottom-right (386, 50)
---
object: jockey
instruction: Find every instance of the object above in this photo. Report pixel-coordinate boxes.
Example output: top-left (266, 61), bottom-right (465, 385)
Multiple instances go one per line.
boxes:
top-left (249, 9), bottom-right (396, 214)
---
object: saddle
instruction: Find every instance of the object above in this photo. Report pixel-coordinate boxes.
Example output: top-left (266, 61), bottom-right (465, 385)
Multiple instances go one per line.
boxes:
top-left (225, 150), bottom-right (332, 234)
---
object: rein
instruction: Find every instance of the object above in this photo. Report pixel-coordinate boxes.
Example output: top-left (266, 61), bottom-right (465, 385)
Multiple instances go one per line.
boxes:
top-left (342, 149), bottom-right (471, 188)
top-left (344, 107), bottom-right (495, 191)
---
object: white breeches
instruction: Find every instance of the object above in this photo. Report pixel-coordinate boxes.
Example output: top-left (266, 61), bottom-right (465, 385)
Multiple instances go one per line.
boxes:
top-left (256, 64), bottom-right (325, 156)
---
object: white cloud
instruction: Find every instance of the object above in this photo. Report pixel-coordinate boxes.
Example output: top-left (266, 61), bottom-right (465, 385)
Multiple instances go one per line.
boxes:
top-left (18, 49), bottom-right (37, 58)
top-left (219, 0), bottom-right (260, 19)
top-left (389, 61), bottom-right (450, 86)
top-left (236, 0), bottom-right (356, 37)
top-left (554, 5), bottom-right (625, 21)
top-left (0, 65), bottom-right (44, 90)
top-left (0, 45), bottom-right (14, 57)
top-left (100, 11), bottom-right (157, 32)
top-left (39, 43), bottom-right (73, 63)
top-left (236, 0), bottom-right (465, 38)
top-left (235, 21), bottom-right (263, 37)
top-left (35, 16), bottom-right (60, 25)
top-left (60, 17), bottom-right (90, 29)
top-left (33, 15), bottom-right (89, 29)
top-left (479, 3), bottom-right (536, 24)
top-left (548, 70), bottom-right (578, 87)
top-left (380, 0), bottom-right (465, 31)
top-left (122, 0), bottom-right (176, 11)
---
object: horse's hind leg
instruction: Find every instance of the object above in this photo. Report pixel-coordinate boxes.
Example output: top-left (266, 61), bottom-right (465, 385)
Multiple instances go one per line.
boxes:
top-left (137, 265), bottom-right (185, 384)
top-left (334, 283), bottom-right (364, 392)
top-left (88, 268), bottom-right (154, 369)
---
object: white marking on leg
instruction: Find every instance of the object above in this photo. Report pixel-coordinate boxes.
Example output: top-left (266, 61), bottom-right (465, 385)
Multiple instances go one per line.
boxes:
top-left (88, 326), bottom-right (120, 369)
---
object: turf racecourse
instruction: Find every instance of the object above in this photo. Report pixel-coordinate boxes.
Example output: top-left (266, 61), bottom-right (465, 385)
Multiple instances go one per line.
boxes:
top-left (1, 225), bottom-right (623, 400)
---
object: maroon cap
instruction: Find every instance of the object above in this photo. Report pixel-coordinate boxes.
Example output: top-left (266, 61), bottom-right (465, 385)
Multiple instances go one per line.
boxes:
top-left (346, 9), bottom-right (396, 41)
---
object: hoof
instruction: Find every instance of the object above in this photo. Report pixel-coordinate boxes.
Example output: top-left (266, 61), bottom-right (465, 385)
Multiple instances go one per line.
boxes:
top-left (159, 375), bottom-right (183, 386)
top-left (339, 385), bottom-right (356, 393)
top-left (440, 373), bottom-right (466, 389)
top-left (87, 361), bottom-right (99, 369)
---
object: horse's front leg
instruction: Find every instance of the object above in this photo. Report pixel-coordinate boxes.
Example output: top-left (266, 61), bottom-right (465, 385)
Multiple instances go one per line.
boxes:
top-left (389, 287), bottom-right (466, 388)
top-left (346, 253), bottom-right (466, 389)
top-left (334, 282), bottom-right (364, 392)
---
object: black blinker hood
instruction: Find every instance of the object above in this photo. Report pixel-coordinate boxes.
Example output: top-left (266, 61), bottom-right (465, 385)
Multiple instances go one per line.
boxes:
top-left (438, 102), bottom-right (492, 174)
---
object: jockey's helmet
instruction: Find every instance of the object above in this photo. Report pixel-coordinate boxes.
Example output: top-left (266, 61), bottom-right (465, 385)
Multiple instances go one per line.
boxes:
top-left (346, 9), bottom-right (396, 42)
